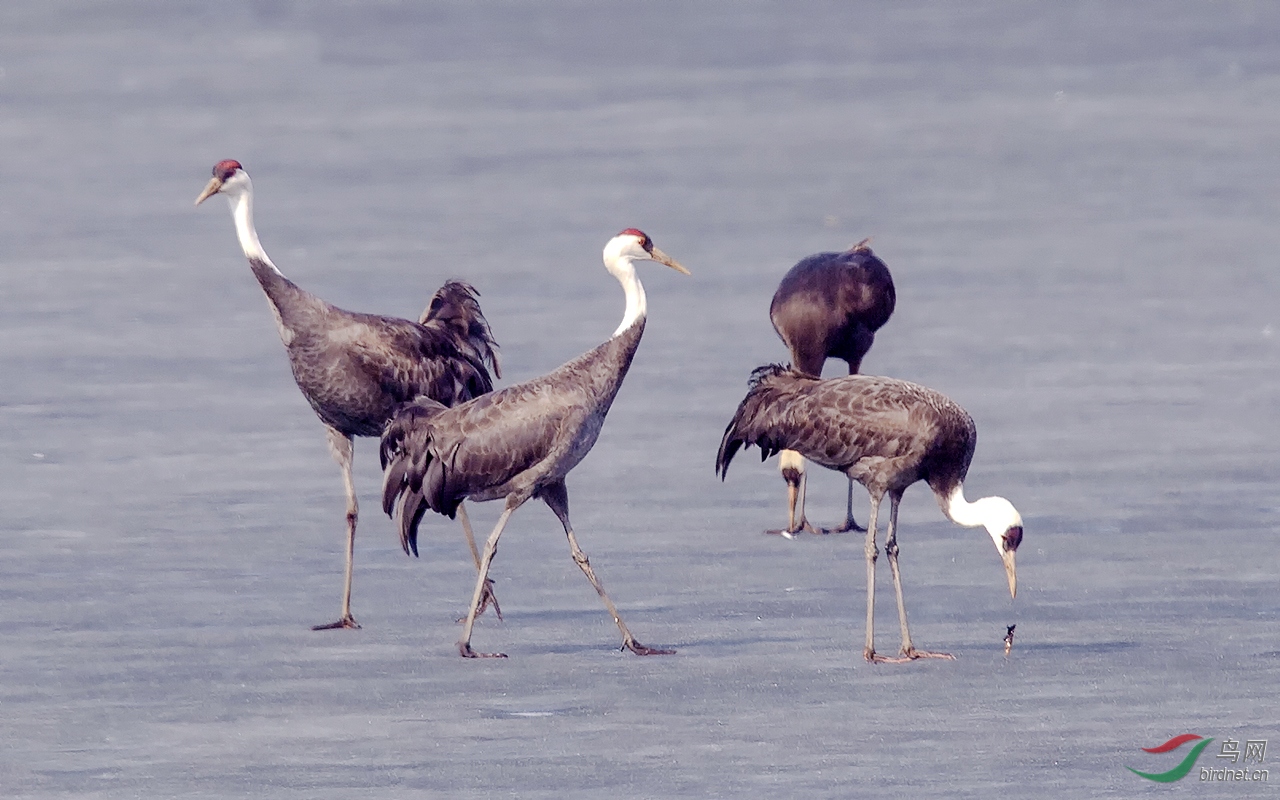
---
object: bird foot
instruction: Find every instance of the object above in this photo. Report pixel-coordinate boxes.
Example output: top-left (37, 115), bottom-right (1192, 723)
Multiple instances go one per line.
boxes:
top-left (455, 579), bottom-right (504, 624)
top-left (311, 614), bottom-right (361, 631)
top-left (903, 648), bottom-right (955, 661)
top-left (766, 519), bottom-right (820, 538)
top-left (865, 647), bottom-right (954, 663)
top-left (818, 519), bottom-right (865, 535)
top-left (458, 642), bottom-right (508, 659)
top-left (622, 637), bottom-right (676, 656)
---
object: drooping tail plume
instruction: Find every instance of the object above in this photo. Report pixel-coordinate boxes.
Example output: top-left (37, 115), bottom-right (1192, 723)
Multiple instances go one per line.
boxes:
top-left (420, 280), bottom-right (501, 381)
top-left (380, 398), bottom-right (449, 556)
top-left (715, 364), bottom-right (797, 479)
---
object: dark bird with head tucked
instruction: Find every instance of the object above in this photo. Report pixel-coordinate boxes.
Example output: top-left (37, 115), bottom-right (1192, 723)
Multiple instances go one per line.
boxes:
top-left (716, 364), bottom-right (1022, 663)
top-left (196, 160), bottom-right (502, 631)
top-left (768, 239), bottom-right (895, 536)
top-left (381, 229), bottom-right (687, 659)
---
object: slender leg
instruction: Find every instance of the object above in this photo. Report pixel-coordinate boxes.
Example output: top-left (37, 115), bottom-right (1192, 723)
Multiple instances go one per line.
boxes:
top-left (818, 478), bottom-right (865, 534)
top-left (541, 481), bottom-right (674, 656)
top-left (862, 493), bottom-right (883, 661)
top-left (458, 503), bottom-right (518, 658)
top-left (844, 478), bottom-right (865, 532)
top-left (795, 469), bottom-right (809, 533)
top-left (456, 503), bottom-right (502, 621)
top-left (816, 356), bottom-right (866, 535)
top-left (768, 450), bottom-right (817, 537)
top-left (313, 427), bottom-right (360, 631)
top-left (885, 492), bottom-right (953, 661)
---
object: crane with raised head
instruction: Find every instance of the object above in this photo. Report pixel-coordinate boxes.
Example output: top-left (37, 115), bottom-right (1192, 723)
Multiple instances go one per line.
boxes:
top-left (196, 159), bottom-right (502, 631)
top-left (381, 229), bottom-right (687, 658)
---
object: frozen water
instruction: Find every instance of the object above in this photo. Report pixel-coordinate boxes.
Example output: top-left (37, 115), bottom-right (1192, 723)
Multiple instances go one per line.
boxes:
top-left (1, 2), bottom-right (1278, 797)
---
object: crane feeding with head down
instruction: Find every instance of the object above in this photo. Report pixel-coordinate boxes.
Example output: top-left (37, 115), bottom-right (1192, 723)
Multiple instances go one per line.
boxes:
top-left (767, 239), bottom-right (895, 536)
top-left (196, 159), bottom-right (502, 631)
top-left (381, 229), bottom-right (688, 658)
top-left (716, 365), bottom-right (1022, 662)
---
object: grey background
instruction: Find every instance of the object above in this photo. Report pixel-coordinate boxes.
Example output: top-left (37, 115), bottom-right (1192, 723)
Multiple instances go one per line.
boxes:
top-left (1, 2), bottom-right (1277, 797)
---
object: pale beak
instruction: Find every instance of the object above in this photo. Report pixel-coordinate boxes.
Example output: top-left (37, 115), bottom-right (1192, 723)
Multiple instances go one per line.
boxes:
top-left (1002, 549), bottom-right (1017, 600)
top-left (649, 246), bottom-right (691, 275)
top-left (194, 176), bottom-right (223, 206)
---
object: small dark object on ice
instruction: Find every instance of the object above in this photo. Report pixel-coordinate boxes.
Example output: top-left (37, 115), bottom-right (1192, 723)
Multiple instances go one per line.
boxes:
top-left (1003, 624), bottom-right (1016, 655)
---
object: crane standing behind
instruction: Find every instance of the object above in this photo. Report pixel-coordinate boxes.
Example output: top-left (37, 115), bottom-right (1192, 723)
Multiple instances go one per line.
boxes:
top-left (768, 240), bottom-right (895, 536)
top-left (196, 160), bottom-right (502, 630)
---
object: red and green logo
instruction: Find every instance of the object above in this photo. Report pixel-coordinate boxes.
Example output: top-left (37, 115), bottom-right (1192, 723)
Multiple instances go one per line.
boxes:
top-left (1127, 734), bottom-right (1214, 782)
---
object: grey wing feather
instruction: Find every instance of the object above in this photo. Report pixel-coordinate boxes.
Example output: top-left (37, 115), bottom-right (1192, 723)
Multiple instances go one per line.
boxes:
top-left (352, 314), bottom-right (495, 408)
top-left (716, 366), bottom-right (953, 477)
top-left (431, 380), bottom-right (587, 505)
top-left (716, 365), bottom-right (797, 477)
top-left (419, 280), bottom-right (501, 382)
top-left (381, 378), bottom-right (588, 553)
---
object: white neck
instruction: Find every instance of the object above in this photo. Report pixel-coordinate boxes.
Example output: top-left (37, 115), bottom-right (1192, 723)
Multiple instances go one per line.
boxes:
top-left (945, 485), bottom-right (985, 528)
top-left (227, 188), bottom-right (283, 276)
top-left (945, 485), bottom-right (1018, 532)
top-left (608, 255), bottom-right (646, 337)
top-left (946, 485), bottom-right (1021, 599)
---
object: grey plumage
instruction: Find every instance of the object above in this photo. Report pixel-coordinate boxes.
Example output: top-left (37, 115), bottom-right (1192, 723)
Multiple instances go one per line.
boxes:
top-left (766, 240), bottom-right (895, 534)
top-left (196, 160), bottom-right (501, 630)
top-left (381, 320), bottom-right (639, 552)
top-left (250, 256), bottom-right (498, 437)
top-left (717, 364), bottom-right (1022, 662)
top-left (381, 229), bottom-right (686, 658)
top-left (717, 365), bottom-right (971, 497)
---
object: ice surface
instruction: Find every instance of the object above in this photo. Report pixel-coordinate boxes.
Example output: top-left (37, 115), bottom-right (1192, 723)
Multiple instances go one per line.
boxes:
top-left (1, 2), bottom-right (1278, 797)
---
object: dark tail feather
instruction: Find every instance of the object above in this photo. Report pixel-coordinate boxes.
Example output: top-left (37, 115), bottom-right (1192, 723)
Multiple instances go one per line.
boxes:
top-left (420, 280), bottom-right (502, 381)
top-left (382, 457), bottom-right (407, 516)
top-left (716, 364), bottom-right (796, 479)
top-left (715, 419), bottom-right (745, 480)
top-left (397, 489), bottom-right (427, 557)
top-left (381, 399), bottom-right (448, 553)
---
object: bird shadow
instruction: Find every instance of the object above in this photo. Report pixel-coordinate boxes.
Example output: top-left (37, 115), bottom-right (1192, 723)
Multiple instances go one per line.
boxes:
top-left (1014, 640), bottom-right (1138, 654)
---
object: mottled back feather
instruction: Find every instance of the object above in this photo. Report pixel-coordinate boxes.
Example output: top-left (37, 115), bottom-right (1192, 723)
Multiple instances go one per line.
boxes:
top-left (716, 365), bottom-right (976, 499)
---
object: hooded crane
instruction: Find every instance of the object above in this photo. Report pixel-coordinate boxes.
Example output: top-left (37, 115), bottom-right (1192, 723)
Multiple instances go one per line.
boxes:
top-left (716, 365), bottom-right (1022, 662)
top-left (196, 160), bottom-right (502, 631)
top-left (380, 229), bottom-right (688, 658)
top-left (768, 240), bottom-right (895, 536)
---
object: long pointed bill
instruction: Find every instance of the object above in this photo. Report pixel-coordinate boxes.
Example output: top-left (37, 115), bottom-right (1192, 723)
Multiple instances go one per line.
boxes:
top-left (649, 246), bottom-right (690, 275)
top-left (1002, 550), bottom-right (1017, 599)
top-left (194, 176), bottom-right (223, 206)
